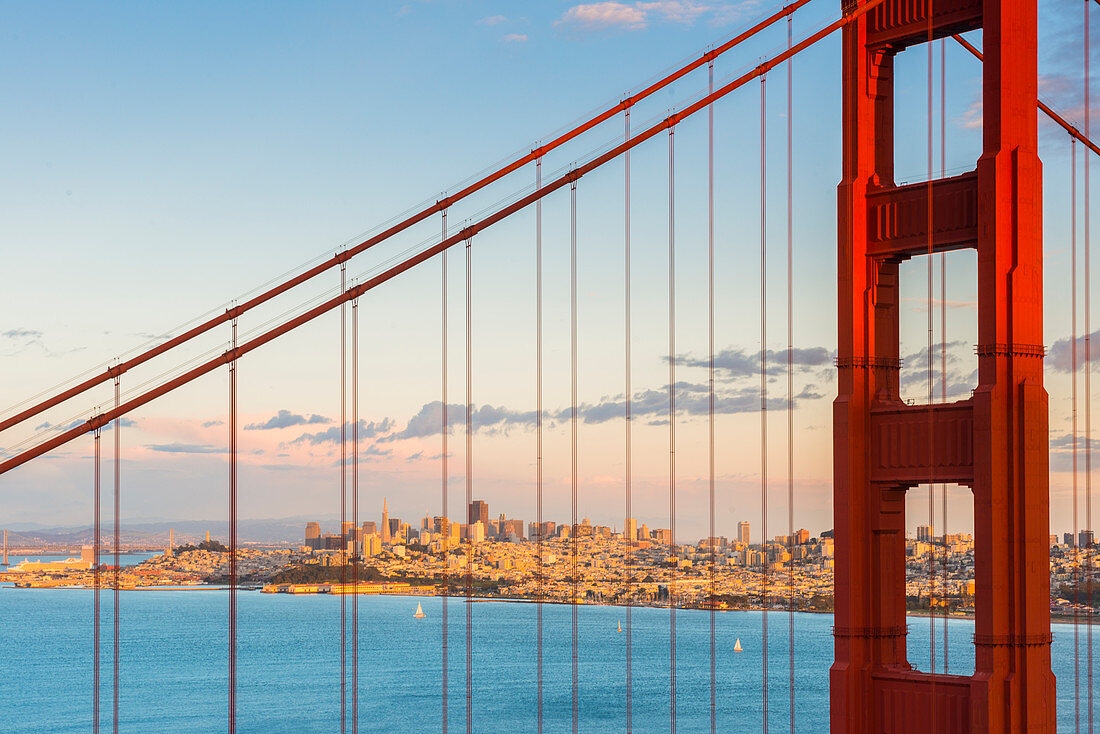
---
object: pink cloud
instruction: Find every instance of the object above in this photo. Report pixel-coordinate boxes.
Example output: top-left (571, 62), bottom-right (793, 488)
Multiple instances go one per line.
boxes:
top-left (557, 2), bottom-right (648, 31)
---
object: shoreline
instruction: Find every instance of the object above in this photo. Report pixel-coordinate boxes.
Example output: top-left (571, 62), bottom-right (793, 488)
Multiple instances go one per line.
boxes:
top-left (7, 584), bottom-right (1096, 624)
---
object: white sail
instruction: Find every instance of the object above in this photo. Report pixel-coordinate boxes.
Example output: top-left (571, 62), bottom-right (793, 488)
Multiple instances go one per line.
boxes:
top-left (414, 601), bottom-right (426, 618)
top-left (734, 637), bottom-right (743, 652)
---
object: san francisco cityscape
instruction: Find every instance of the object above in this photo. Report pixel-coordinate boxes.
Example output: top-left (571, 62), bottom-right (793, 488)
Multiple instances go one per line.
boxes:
top-left (3, 498), bottom-right (1096, 622)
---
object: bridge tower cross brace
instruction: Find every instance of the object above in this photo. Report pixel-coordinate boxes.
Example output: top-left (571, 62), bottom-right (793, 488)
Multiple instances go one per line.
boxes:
top-left (832, 0), bottom-right (1056, 731)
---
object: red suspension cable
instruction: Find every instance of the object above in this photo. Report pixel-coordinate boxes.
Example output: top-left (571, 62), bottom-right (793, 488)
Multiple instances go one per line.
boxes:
top-left (624, 108), bottom-right (634, 734)
top-left (535, 157), bottom-right (545, 734)
top-left (441, 209), bottom-right (449, 734)
top-left (352, 294), bottom-right (359, 734)
top-left (1073, 136), bottom-right (1082, 734)
top-left (707, 59), bottom-right (717, 734)
top-left (939, 36), bottom-right (949, 674)
top-left (112, 376), bottom-right (120, 734)
top-left (570, 180), bottom-right (579, 734)
top-left (927, 0), bottom-right (936, 689)
top-left (1083, 1), bottom-right (1095, 724)
top-left (668, 125), bottom-right (678, 734)
top-left (0, 0), bottom-right (897, 480)
top-left (760, 73), bottom-right (770, 734)
top-left (228, 319), bottom-right (238, 734)
top-left (0, 0), bottom-right (815, 440)
top-left (464, 233), bottom-right (473, 734)
top-left (785, 15), bottom-right (796, 732)
top-left (340, 265), bottom-right (347, 734)
top-left (93, 424), bottom-right (101, 734)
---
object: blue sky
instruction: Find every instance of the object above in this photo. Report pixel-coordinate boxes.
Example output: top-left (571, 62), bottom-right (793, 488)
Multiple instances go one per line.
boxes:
top-left (0, 0), bottom-right (1097, 542)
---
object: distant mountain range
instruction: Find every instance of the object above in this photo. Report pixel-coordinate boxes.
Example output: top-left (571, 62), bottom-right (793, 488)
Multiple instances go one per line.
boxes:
top-left (2, 515), bottom-right (334, 547)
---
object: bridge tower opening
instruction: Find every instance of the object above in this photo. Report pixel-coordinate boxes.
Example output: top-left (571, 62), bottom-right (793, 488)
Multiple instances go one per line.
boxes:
top-left (832, 0), bottom-right (1056, 731)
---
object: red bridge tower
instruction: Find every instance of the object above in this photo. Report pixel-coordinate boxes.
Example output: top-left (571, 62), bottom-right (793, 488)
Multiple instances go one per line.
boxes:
top-left (832, 0), bottom-right (1056, 731)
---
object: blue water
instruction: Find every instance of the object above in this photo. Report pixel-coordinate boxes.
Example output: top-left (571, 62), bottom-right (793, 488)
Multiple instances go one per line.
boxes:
top-left (0, 590), bottom-right (1095, 732)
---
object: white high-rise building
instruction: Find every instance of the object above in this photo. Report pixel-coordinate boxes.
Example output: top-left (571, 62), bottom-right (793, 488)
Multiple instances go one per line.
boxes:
top-left (382, 498), bottom-right (391, 543)
top-left (737, 521), bottom-right (751, 545)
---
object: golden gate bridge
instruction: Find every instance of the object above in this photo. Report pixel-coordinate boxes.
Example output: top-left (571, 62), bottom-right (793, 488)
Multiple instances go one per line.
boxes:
top-left (0, 0), bottom-right (1097, 731)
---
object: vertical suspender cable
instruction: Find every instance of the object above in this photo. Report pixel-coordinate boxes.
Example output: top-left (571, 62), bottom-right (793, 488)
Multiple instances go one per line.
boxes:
top-left (441, 209), bottom-right (449, 734)
top-left (668, 125), bottom-right (678, 734)
top-left (707, 60), bottom-right (717, 734)
top-left (93, 422), bottom-right (101, 734)
top-left (1073, 137), bottom-right (1082, 734)
top-left (1083, 3), bottom-right (1095, 726)
top-left (536, 156), bottom-right (545, 734)
top-left (465, 233), bottom-right (474, 734)
top-left (228, 318), bottom-right (238, 734)
top-left (939, 35), bottom-right (950, 675)
top-left (785, 17), bottom-right (796, 733)
top-left (112, 376), bottom-right (120, 734)
top-left (340, 264), bottom-right (348, 734)
top-left (760, 74), bottom-right (770, 734)
top-left (570, 179), bottom-right (579, 734)
top-left (352, 294), bottom-right (359, 734)
top-left (925, 0), bottom-right (936, 688)
top-left (624, 108), bottom-right (634, 734)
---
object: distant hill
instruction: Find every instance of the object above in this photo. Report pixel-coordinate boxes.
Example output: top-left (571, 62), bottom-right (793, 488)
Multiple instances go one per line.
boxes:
top-left (2, 515), bottom-right (337, 547)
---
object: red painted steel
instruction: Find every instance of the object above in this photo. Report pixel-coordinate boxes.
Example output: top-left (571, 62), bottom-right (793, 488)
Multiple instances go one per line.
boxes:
top-left (831, 0), bottom-right (1056, 730)
top-left (0, 0), bottom-right (813, 439)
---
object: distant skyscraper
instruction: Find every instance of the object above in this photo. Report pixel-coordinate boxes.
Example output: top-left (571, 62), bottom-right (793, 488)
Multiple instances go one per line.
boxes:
top-left (305, 522), bottom-right (321, 549)
top-left (469, 500), bottom-right (489, 528)
top-left (1080, 529), bottom-right (1095, 548)
top-left (341, 521), bottom-right (355, 540)
top-left (917, 525), bottom-right (933, 543)
top-left (382, 498), bottom-right (391, 543)
top-left (794, 528), bottom-right (809, 545)
top-left (1064, 532), bottom-right (1076, 547)
top-left (361, 521), bottom-right (377, 536)
top-left (737, 521), bottom-right (750, 545)
top-left (624, 518), bottom-right (638, 542)
top-left (168, 528), bottom-right (174, 554)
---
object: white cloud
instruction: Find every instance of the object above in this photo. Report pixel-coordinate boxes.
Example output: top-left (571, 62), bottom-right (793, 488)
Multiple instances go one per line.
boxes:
top-left (557, 2), bottom-right (649, 31)
top-left (642, 0), bottom-right (711, 24)
top-left (556, 1), bottom-right (714, 32)
top-left (479, 14), bottom-right (508, 26)
top-left (503, 33), bottom-right (528, 42)
top-left (959, 99), bottom-right (983, 130)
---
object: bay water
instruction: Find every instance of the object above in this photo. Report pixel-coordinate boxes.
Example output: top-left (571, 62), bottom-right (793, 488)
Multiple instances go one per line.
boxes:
top-left (0, 589), bottom-right (1095, 732)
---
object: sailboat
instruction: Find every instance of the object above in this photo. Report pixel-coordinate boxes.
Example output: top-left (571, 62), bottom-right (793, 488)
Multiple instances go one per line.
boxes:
top-left (414, 601), bottom-right (427, 619)
top-left (617, 619), bottom-right (622, 633)
top-left (733, 638), bottom-right (743, 653)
